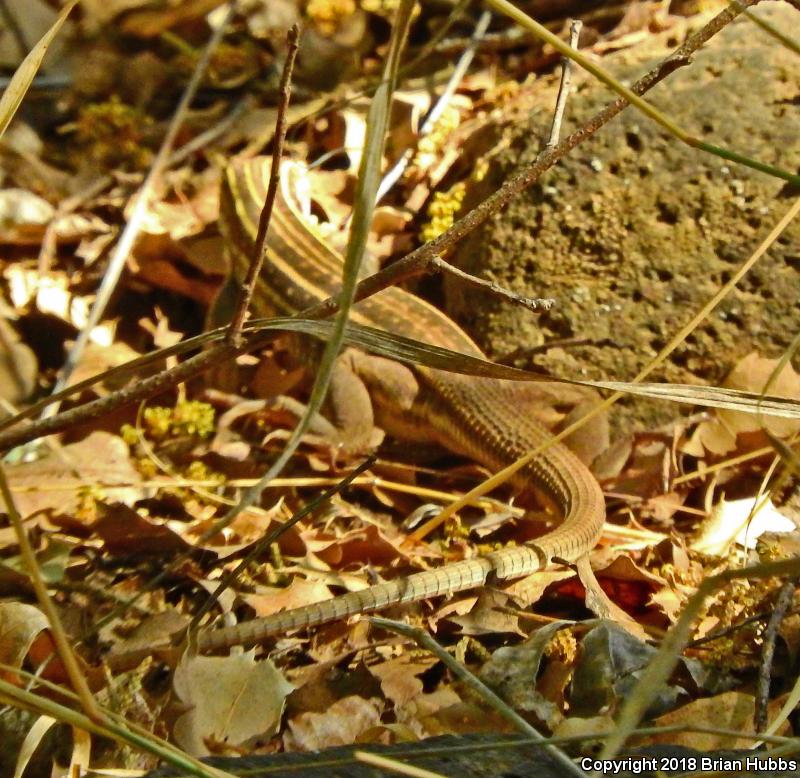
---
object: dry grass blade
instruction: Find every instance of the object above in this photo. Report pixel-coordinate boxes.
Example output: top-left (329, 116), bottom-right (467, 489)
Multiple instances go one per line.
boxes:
top-left (244, 317), bottom-right (800, 419)
top-left (354, 751), bottom-right (448, 778)
top-left (0, 463), bottom-right (100, 721)
top-left (591, 381), bottom-right (800, 418)
top-left (0, 0), bottom-right (78, 138)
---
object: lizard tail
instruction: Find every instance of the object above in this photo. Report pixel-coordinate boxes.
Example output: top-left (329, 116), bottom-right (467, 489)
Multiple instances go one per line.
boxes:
top-left (198, 557), bottom-right (494, 651)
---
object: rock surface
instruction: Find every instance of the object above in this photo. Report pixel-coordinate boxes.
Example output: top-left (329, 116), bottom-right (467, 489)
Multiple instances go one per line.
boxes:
top-left (445, 4), bottom-right (800, 432)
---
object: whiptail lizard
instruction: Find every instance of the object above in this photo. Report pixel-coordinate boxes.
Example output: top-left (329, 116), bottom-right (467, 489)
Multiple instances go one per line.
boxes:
top-left (197, 158), bottom-right (606, 651)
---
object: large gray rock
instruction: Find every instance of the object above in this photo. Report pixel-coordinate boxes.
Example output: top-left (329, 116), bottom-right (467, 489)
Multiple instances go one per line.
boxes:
top-left (445, 3), bottom-right (800, 432)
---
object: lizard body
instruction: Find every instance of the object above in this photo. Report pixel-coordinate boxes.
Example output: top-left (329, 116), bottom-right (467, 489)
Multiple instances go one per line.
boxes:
top-left (199, 158), bottom-right (605, 650)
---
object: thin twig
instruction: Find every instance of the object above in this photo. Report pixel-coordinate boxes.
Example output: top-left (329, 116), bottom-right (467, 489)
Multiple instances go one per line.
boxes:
top-left (371, 617), bottom-right (587, 778)
top-left (688, 606), bottom-right (800, 649)
top-left (227, 25), bottom-right (300, 344)
top-left (755, 578), bottom-right (797, 732)
top-left (431, 255), bottom-right (554, 311)
top-left (46, 1), bottom-right (238, 411)
top-left (546, 19), bottom-right (581, 150)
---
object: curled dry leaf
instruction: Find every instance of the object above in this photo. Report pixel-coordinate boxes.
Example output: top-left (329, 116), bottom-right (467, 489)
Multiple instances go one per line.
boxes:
top-left (0, 188), bottom-right (112, 249)
top-left (551, 714), bottom-right (616, 753)
top-left (419, 698), bottom-right (516, 738)
top-left (593, 549), bottom-right (689, 624)
top-left (68, 340), bottom-right (145, 391)
top-left (0, 601), bottom-right (48, 673)
top-left (14, 715), bottom-right (58, 778)
top-left (444, 590), bottom-right (522, 637)
top-left (686, 353), bottom-right (800, 457)
top-left (242, 578), bottom-right (335, 619)
top-left (570, 621), bottom-right (684, 719)
top-left (503, 568), bottom-right (575, 609)
top-left (0, 538), bottom-right (71, 594)
top-left (593, 553), bottom-right (668, 588)
top-left (132, 234), bottom-right (221, 307)
top-left (5, 264), bottom-right (65, 314)
top-left (118, 0), bottom-right (226, 38)
top-left (77, 0), bottom-right (154, 29)
top-left (577, 556), bottom-right (649, 641)
top-left (104, 610), bottom-right (189, 668)
top-left (403, 686), bottom-right (462, 727)
top-left (94, 502), bottom-right (191, 555)
top-left (593, 0), bottom-right (678, 54)
top-left (0, 189), bottom-right (53, 239)
top-left (368, 655), bottom-right (436, 707)
top-left (284, 695), bottom-right (383, 751)
top-left (316, 523), bottom-right (412, 569)
top-left (480, 620), bottom-right (573, 727)
top-left (610, 437), bottom-right (672, 503)
top-left (138, 177), bottom-right (220, 240)
top-left (691, 495), bottom-right (796, 557)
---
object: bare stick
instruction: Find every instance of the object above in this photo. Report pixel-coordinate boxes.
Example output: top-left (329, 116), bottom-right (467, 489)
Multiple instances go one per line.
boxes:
top-left (227, 24), bottom-right (300, 345)
top-left (431, 255), bottom-right (554, 311)
top-left (755, 578), bottom-right (797, 732)
top-left (546, 19), bottom-right (582, 149)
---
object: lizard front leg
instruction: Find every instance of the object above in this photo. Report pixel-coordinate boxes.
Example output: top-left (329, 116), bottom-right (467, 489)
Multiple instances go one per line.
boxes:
top-left (323, 348), bottom-right (385, 453)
